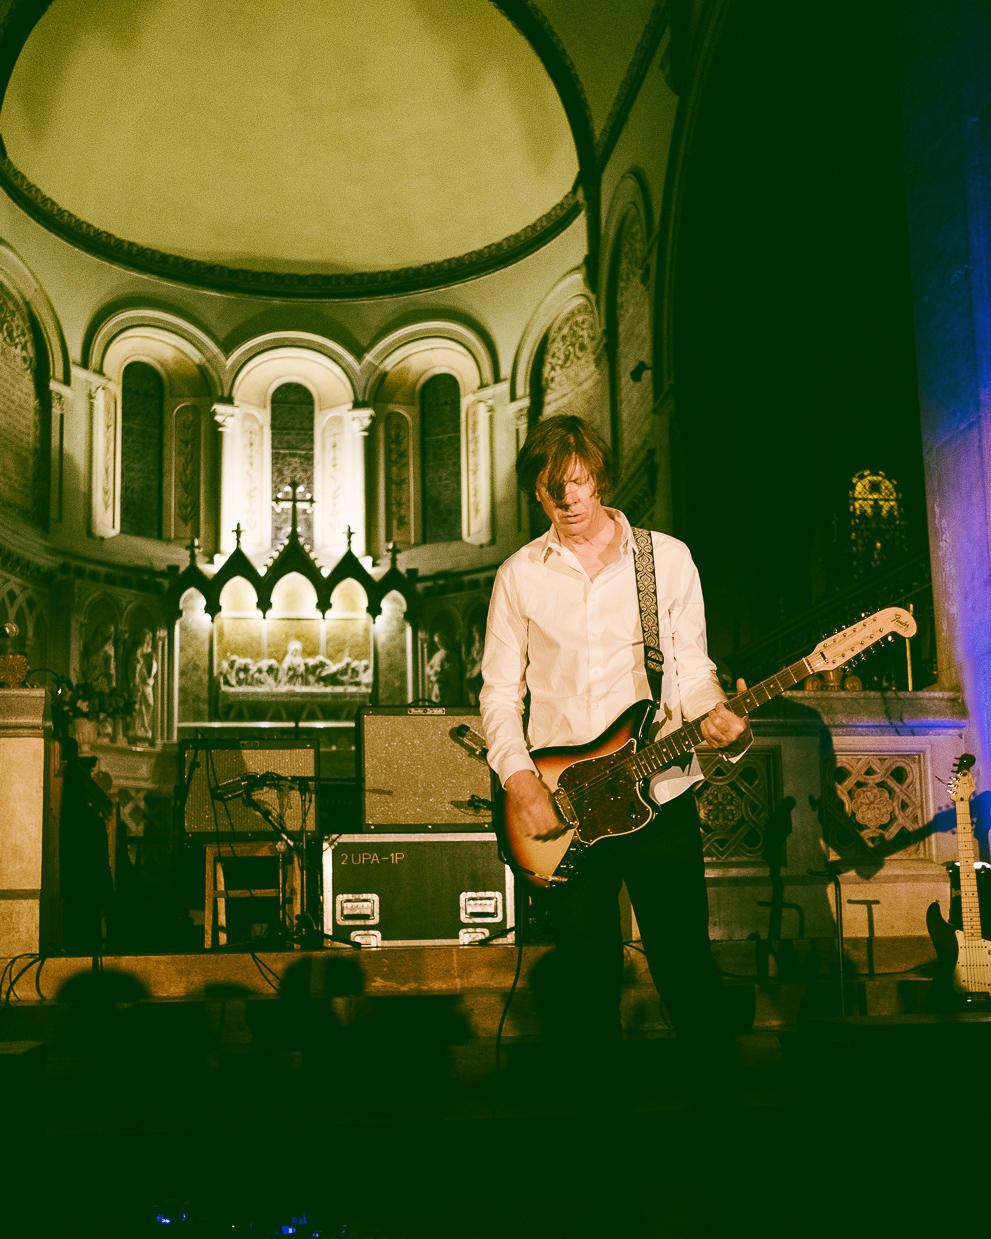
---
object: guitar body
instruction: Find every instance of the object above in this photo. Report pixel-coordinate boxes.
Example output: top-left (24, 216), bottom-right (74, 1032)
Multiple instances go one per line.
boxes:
top-left (497, 699), bottom-right (657, 888)
top-left (492, 607), bottom-right (916, 889)
top-left (926, 901), bottom-right (991, 997)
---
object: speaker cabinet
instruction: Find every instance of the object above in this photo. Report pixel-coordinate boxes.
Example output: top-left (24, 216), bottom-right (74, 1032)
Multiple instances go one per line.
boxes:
top-left (181, 738), bottom-right (318, 837)
top-left (359, 707), bottom-right (492, 830)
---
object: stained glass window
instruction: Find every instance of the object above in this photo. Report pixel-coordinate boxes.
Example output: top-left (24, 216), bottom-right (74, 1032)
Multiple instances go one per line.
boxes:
top-left (420, 373), bottom-right (461, 543)
top-left (271, 382), bottom-right (315, 546)
top-left (121, 360), bottom-right (163, 538)
top-left (849, 468), bottom-right (906, 573)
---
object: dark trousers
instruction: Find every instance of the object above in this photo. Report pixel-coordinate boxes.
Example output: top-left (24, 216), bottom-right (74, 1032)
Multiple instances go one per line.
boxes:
top-left (532, 790), bottom-right (735, 1085)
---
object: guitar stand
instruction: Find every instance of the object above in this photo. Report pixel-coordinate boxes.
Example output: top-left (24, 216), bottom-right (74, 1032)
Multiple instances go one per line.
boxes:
top-left (809, 866), bottom-right (848, 1016)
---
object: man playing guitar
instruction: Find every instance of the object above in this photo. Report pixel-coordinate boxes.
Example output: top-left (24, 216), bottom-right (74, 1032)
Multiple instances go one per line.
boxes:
top-left (479, 414), bottom-right (750, 1105)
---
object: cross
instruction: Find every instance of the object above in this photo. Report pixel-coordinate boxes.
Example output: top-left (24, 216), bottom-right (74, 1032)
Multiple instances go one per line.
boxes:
top-left (273, 480), bottom-right (313, 537)
top-left (345, 525), bottom-right (354, 551)
top-left (387, 541), bottom-right (399, 568)
top-left (186, 535), bottom-right (201, 564)
top-left (232, 522), bottom-right (243, 548)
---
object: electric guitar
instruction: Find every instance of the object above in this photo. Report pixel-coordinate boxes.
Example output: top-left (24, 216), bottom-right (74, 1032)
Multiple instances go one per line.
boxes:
top-left (498, 605), bottom-right (917, 888)
top-left (926, 755), bottom-right (991, 997)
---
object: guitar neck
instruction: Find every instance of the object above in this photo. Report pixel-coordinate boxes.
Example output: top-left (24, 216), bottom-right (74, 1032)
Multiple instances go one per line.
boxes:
top-left (956, 799), bottom-right (983, 940)
top-left (629, 655), bottom-right (812, 780)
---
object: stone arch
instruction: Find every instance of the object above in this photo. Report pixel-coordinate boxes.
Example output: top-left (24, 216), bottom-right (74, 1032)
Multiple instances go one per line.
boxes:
top-left (0, 240), bottom-right (70, 385)
top-left (226, 345), bottom-right (361, 557)
top-left (88, 309), bottom-right (226, 394)
top-left (511, 267), bottom-right (596, 403)
top-left (359, 320), bottom-right (495, 400)
top-left (602, 173), bottom-right (653, 471)
top-left (365, 329), bottom-right (489, 556)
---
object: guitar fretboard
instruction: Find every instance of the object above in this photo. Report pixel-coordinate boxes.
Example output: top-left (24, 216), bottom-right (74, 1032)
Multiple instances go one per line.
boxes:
top-left (624, 655), bottom-right (813, 783)
top-left (955, 799), bottom-right (983, 940)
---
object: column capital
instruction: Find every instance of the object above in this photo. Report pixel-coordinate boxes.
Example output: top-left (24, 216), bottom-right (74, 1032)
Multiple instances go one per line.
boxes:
top-left (212, 400), bottom-right (238, 431)
top-left (350, 404), bottom-right (375, 436)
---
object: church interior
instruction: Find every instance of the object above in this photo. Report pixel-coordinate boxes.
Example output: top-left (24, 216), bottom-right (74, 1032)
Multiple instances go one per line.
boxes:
top-left (1, 1), bottom-right (990, 1235)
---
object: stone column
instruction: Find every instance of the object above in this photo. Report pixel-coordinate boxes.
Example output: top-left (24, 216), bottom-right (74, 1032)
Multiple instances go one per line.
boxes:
top-left (898, 1), bottom-right (991, 772)
top-left (0, 688), bottom-right (48, 954)
top-left (349, 404), bottom-right (374, 559)
top-left (212, 400), bottom-right (239, 554)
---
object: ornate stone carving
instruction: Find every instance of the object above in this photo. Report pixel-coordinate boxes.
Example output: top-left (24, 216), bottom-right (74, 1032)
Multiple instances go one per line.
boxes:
top-left (350, 405), bottom-right (374, 436)
top-left (385, 410), bottom-right (412, 545)
top-left (0, 283), bottom-right (34, 371)
top-left (174, 405), bottom-right (201, 530)
top-left (242, 413), bottom-right (263, 544)
top-left (542, 300), bottom-right (599, 396)
top-left (212, 400), bottom-right (237, 431)
top-left (89, 384), bottom-right (120, 538)
top-left (827, 752), bottom-right (928, 856)
top-left (697, 747), bottom-right (778, 862)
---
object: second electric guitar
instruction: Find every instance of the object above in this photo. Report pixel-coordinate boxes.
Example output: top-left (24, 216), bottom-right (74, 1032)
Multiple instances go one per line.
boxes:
top-left (926, 754), bottom-right (991, 997)
top-left (498, 605), bottom-right (917, 888)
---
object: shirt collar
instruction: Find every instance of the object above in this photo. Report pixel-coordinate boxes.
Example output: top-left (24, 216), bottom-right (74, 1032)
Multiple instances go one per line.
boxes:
top-left (537, 507), bottom-right (633, 561)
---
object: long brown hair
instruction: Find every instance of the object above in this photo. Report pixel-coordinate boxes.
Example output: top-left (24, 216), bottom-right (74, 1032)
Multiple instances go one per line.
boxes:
top-left (516, 415), bottom-right (614, 503)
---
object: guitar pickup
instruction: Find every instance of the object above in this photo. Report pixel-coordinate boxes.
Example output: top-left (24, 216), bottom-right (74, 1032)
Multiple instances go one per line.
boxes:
top-left (552, 788), bottom-right (579, 826)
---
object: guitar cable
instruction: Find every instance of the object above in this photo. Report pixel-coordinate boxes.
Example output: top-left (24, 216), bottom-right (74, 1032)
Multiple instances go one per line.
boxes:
top-left (491, 937), bottom-right (526, 1121)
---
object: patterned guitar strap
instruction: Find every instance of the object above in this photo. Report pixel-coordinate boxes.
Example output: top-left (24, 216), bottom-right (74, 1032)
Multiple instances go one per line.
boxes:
top-left (631, 526), bottom-right (664, 711)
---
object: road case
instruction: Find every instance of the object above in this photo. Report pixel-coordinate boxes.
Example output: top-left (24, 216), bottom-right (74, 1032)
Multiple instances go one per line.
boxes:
top-left (322, 832), bottom-right (514, 946)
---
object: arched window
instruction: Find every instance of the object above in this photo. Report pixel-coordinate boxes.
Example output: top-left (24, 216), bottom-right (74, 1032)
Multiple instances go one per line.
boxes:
top-left (420, 373), bottom-right (461, 543)
top-left (849, 468), bottom-right (907, 574)
top-left (271, 382), bottom-right (315, 546)
top-left (120, 360), bottom-right (163, 538)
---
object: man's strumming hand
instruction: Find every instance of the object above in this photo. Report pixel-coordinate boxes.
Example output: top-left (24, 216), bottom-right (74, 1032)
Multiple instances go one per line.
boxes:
top-left (504, 769), bottom-right (567, 840)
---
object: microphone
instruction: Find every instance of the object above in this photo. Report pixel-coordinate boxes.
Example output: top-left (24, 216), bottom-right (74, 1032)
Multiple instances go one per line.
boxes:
top-left (211, 774), bottom-right (254, 801)
top-left (210, 771), bottom-right (295, 801)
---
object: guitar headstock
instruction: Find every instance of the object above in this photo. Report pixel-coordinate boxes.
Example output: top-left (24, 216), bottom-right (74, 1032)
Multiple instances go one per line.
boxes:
top-left (948, 753), bottom-right (976, 803)
top-left (808, 606), bottom-right (917, 672)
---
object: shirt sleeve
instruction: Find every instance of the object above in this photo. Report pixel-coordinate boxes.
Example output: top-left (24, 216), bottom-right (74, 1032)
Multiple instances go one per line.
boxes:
top-left (478, 562), bottom-right (538, 786)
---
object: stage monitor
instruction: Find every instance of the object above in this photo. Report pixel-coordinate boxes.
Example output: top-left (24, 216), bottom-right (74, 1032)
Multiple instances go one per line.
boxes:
top-left (181, 737), bottom-right (319, 837)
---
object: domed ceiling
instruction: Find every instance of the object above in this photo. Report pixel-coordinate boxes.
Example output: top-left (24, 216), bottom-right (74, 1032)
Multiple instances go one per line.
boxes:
top-left (0, 0), bottom-right (587, 293)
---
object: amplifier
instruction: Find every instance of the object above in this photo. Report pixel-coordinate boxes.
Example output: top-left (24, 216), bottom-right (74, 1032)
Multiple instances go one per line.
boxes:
top-left (359, 707), bottom-right (492, 830)
top-left (323, 833), bottom-right (514, 946)
top-left (181, 738), bottom-right (318, 836)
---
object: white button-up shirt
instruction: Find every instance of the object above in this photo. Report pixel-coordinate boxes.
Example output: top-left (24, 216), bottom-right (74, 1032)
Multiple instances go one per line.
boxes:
top-left (479, 510), bottom-right (730, 806)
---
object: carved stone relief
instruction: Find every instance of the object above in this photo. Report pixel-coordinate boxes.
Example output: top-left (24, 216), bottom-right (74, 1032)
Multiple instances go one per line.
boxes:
top-left (173, 404), bottom-right (201, 535)
top-left (696, 746), bottom-right (778, 862)
top-left (542, 300), bottom-right (599, 397)
top-left (385, 410), bottom-right (413, 545)
top-left (0, 281), bottom-right (43, 521)
top-left (464, 398), bottom-right (492, 545)
top-left (89, 384), bottom-right (120, 538)
top-left (317, 412), bottom-right (346, 549)
top-left (241, 412), bottom-right (265, 546)
top-left (825, 752), bottom-right (930, 859)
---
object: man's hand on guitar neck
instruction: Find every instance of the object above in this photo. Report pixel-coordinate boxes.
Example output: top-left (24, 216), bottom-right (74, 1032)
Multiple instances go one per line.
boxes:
top-left (504, 769), bottom-right (569, 840)
top-left (700, 678), bottom-right (751, 752)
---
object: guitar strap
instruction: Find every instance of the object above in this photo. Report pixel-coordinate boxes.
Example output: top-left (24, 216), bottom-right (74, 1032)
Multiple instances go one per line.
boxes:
top-left (631, 526), bottom-right (664, 707)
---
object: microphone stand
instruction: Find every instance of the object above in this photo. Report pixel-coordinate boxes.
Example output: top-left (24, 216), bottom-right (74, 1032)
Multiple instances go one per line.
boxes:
top-left (241, 776), bottom-right (323, 949)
